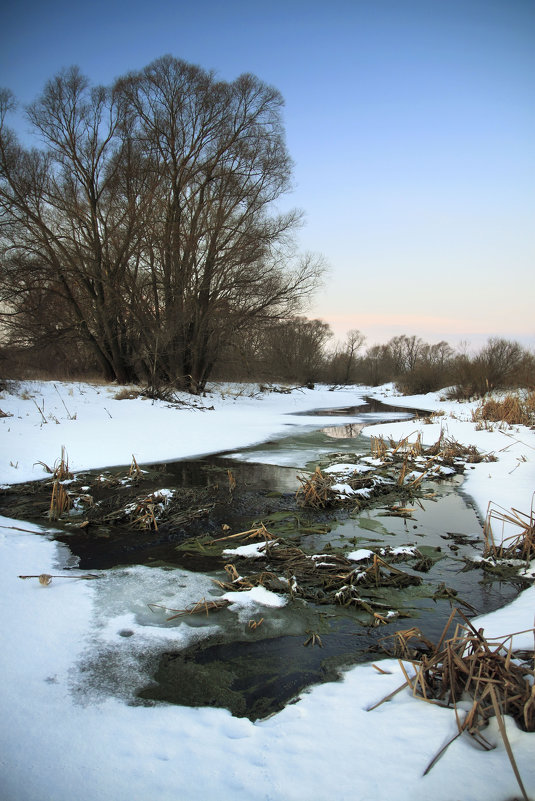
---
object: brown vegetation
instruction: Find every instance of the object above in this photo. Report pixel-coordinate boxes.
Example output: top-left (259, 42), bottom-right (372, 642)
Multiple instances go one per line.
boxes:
top-left (483, 498), bottom-right (535, 562)
top-left (374, 609), bottom-right (535, 799)
top-left (472, 392), bottom-right (535, 427)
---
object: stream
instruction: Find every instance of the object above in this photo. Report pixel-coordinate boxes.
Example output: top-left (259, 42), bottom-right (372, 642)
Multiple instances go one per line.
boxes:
top-left (0, 397), bottom-right (524, 720)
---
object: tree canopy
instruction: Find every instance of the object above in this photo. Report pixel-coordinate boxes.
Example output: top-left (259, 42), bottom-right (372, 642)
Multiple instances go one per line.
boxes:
top-left (0, 57), bottom-right (324, 391)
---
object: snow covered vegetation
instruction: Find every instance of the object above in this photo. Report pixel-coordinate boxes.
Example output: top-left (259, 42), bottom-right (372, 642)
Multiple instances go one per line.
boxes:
top-left (0, 380), bottom-right (534, 801)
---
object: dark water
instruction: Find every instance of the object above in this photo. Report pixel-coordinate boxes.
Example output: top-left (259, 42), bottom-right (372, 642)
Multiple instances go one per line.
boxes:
top-left (2, 395), bottom-right (522, 720)
top-left (134, 402), bottom-right (521, 719)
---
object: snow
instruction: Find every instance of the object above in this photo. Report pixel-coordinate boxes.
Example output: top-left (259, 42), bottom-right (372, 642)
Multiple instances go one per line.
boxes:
top-left (222, 542), bottom-right (268, 558)
top-left (323, 462), bottom-right (373, 474)
top-left (1, 379), bottom-right (534, 801)
top-left (222, 586), bottom-right (287, 610)
top-left (347, 548), bottom-right (374, 561)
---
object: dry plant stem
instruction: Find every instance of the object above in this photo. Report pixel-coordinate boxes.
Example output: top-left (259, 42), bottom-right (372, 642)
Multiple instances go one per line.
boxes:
top-left (489, 685), bottom-right (530, 801)
top-left (1, 524), bottom-right (48, 535)
top-left (211, 524), bottom-right (274, 543)
top-left (53, 384), bottom-right (75, 419)
top-left (33, 399), bottom-right (47, 424)
top-left (18, 574), bottom-right (99, 581)
top-left (148, 598), bottom-right (230, 621)
top-left (371, 607), bottom-right (534, 797)
top-left (423, 729), bottom-right (463, 776)
top-left (366, 679), bottom-right (411, 711)
top-left (483, 496), bottom-right (535, 561)
top-left (227, 469), bottom-right (237, 496)
top-left (129, 455), bottom-right (142, 478)
top-left (48, 479), bottom-right (71, 520)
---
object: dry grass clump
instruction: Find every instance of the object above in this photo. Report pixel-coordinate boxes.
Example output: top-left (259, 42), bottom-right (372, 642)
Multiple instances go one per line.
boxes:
top-left (48, 479), bottom-right (71, 520)
top-left (472, 392), bottom-right (535, 427)
top-left (389, 432), bottom-right (422, 457)
top-left (483, 498), bottom-right (535, 562)
top-left (127, 491), bottom-right (173, 529)
top-left (212, 563), bottom-right (286, 593)
top-left (35, 445), bottom-right (73, 480)
top-left (211, 522), bottom-right (275, 543)
top-left (35, 447), bottom-right (74, 520)
top-left (427, 434), bottom-right (495, 465)
top-left (113, 388), bottom-right (140, 400)
top-left (296, 466), bottom-right (336, 508)
top-left (213, 541), bottom-right (421, 615)
top-left (370, 435), bottom-right (388, 459)
top-left (373, 609), bottom-right (535, 799)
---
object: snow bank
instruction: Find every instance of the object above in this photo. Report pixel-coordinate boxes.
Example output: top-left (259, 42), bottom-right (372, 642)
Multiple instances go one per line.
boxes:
top-left (1, 381), bottom-right (534, 801)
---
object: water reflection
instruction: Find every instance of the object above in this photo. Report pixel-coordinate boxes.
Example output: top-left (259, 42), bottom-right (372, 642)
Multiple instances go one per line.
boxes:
top-left (321, 423), bottom-right (365, 439)
top-left (222, 396), bottom-right (421, 468)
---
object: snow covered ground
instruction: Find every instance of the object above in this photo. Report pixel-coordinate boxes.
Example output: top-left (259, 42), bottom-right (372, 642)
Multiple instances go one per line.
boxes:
top-left (0, 379), bottom-right (534, 801)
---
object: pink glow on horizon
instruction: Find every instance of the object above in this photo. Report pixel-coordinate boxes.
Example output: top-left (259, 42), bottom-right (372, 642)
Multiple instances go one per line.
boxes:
top-left (314, 311), bottom-right (535, 350)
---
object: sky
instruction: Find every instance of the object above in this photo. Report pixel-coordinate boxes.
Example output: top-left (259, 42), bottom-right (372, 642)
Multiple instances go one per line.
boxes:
top-left (1, 0), bottom-right (534, 350)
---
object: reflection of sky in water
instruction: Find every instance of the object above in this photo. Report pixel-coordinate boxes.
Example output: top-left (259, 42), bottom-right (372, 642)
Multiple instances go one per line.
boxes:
top-left (222, 410), bottom-right (414, 469)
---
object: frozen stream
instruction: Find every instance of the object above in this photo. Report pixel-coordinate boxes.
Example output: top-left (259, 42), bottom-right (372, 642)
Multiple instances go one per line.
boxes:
top-left (0, 397), bottom-right (523, 720)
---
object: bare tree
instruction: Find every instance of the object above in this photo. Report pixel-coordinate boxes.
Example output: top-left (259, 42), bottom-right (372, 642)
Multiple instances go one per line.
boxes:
top-left (387, 335), bottom-right (425, 374)
top-left (259, 317), bottom-right (332, 384)
top-left (115, 56), bottom-right (323, 391)
top-left (0, 58), bottom-right (324, 390)
top-left (0, 68), bottom-right (154, 381)
top-left (331, 329), bottom-right (366, 384)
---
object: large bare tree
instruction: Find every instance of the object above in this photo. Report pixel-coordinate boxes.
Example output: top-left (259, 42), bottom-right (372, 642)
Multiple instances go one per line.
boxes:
top-left (0, 57), bottom-right (323, 390)
top-left (0, 72), bottom-right (155, 381)
top-left (116, 56), bottom-right (323, 391)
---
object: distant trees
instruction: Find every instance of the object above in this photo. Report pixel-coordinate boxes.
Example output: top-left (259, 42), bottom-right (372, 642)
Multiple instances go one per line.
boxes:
top-left (324, 333), bottom-right (533, 396)
top-left (0, 58), bottom-right (324, 391)
top-left (328, 329), bottom-right (366, 384)
top-left (260, 317), bottom-right (333, 384)
top-left (451, 337), bottom-right (534, 397)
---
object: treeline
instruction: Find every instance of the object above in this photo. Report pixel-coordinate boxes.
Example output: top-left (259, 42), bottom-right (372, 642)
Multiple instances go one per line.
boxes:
top-left (338, 333), bottom-right (535, 397)
top-left (2, 308), bottom-right (533, 397)
top-left (0, 57), bottom-right (323, 393)
top-left (1, 60), bottom-right (532, 397)
top-left (218, 327), bottom-right (534, 397)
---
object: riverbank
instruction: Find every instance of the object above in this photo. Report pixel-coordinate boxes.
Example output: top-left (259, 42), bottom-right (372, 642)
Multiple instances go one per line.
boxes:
top-left (1, 380), bottom-right (534, 801)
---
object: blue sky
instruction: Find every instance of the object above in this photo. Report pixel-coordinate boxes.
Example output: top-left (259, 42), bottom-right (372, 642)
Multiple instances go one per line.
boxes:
top-left (2, 0), bottom-right (534, 348)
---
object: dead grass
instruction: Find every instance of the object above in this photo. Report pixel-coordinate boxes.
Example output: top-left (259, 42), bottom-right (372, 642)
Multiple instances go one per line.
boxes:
top-left (472, 392), bottom-right (535, 427)
top-left (296, 466), bottom-right (336, 508)
top-left (148, 597), bottom-right (231, 620)
top-left (389, 432), bottom-right (422, 457)
top-left (373, 608), bottom-right (535, 799)
top-left (211, 522), bottom-right (275, 543)
top-left (209, 540), bottom-right (421, 618)
top-left (128, 492), bottom-right (171, 529)
top-left (35, 447), bottom-right (74, 520)
top-left (483, 497), bottom-right (535, 562)
top-left (48, 480), bottom-right (71, 520)
top-left (113, 388), bottom-right (140, 400)
top-left (129, 455), bottom-right (142, 479)
top-left (370, 435), bottom-right (388, 459)
top-left (35, 445), bottom-right (73, 480)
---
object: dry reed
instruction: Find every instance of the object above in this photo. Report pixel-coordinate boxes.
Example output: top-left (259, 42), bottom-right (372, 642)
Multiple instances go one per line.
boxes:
top-left (472, 393), bottom-right (535, 427)
top-left (296, 466), bottom-right (336, 508)
top-left (149, 597), bottom-right (231, 621)
top-left (483, 497), bottom-right (535, 562)
top-left (372, 608), bottom-right (535, 800)
top-left (48, 479), bottom-right (71, 520)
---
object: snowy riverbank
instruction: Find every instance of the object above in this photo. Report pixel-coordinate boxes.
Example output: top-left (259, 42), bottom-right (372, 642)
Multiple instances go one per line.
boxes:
top-left (1, 380), bottom-right (534, 801)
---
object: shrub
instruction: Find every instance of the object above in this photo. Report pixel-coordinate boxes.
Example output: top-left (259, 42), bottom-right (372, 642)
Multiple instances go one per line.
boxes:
top-left (395, 362), bottom-right (451, 395)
